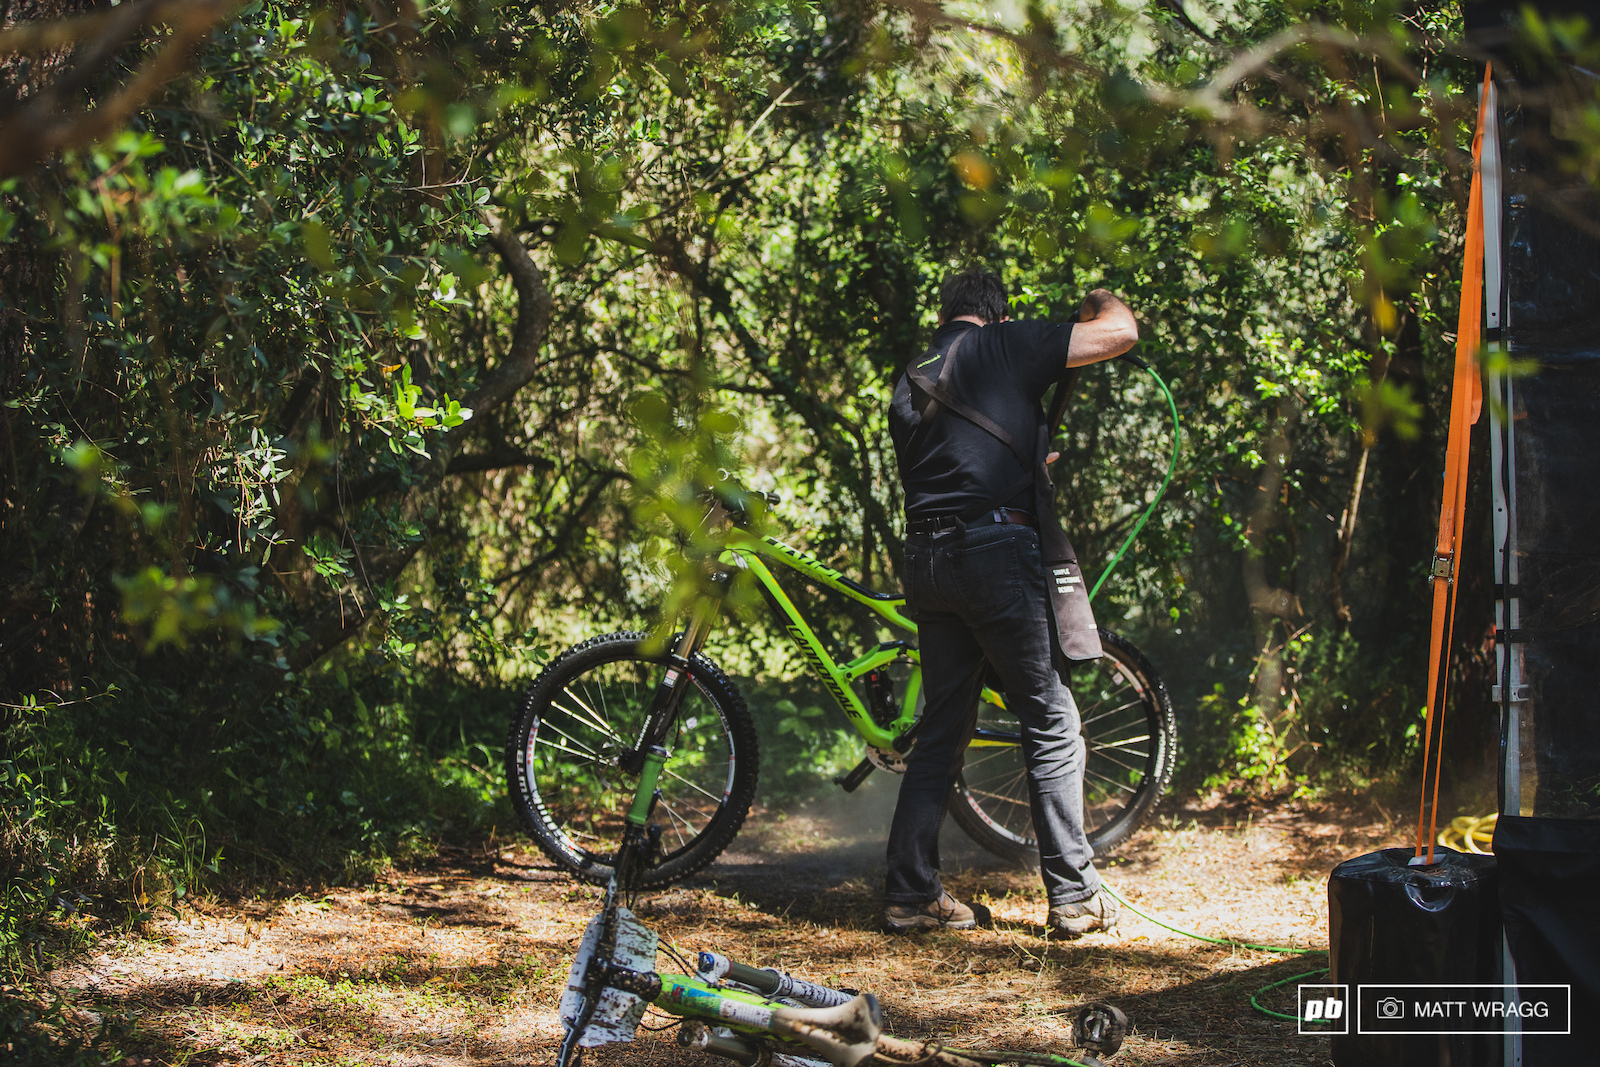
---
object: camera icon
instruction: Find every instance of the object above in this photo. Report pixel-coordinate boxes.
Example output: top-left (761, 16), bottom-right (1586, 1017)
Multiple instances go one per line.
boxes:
top-left (1376, 997), bottom-right (1406, 1020)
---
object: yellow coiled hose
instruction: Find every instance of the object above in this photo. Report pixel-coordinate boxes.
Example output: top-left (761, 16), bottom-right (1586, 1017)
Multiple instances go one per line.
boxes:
top-left (1436, 812), bottom-right (1497, 854)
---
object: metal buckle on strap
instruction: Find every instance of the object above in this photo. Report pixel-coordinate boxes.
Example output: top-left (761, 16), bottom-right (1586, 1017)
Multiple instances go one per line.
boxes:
top-left (992, 508), bottom-right (1036, 528)
top-left (906, 515), bottom-right (957, 535)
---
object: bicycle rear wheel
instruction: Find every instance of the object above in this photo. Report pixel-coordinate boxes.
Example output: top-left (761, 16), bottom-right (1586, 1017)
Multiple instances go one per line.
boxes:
top-left (506, 631), bottom-right (758, 887)
top-left (948, 628), bottom-right (1175, 861)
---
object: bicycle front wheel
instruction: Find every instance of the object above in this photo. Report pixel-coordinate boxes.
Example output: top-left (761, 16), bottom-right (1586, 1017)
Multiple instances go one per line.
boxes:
top-left (949, 628), bottom-right (1176, 861)
top-left (505, 631), bottom-right (759, 887)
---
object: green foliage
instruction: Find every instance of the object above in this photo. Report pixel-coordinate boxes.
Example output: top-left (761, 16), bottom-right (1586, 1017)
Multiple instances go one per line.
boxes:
top-left (0, 987), bottom-right (125, 1067)
top-left (1199, 627), bottom-right (1426, 794)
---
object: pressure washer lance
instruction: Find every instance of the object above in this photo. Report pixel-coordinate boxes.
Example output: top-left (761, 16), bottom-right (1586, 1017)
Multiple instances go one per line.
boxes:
top-left (696, 951), bottom-right (858, 1008)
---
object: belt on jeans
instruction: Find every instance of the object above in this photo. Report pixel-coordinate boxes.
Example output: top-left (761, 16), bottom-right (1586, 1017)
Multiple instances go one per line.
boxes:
top-left (906, 508), bottom-right (1036, 535)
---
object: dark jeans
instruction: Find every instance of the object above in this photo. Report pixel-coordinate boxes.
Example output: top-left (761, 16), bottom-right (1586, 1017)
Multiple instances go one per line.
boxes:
top-left (885, 521), bottom-right (1101, 908)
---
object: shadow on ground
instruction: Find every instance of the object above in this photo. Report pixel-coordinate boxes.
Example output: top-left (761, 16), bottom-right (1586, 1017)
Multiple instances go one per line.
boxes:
top-left (45, 789), bottom-right (1402, 1067)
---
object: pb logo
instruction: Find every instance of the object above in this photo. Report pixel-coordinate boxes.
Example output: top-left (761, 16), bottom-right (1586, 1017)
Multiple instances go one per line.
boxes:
top-left (1298, 985), bottom-right (1350, 1035)
top-left (1305, 998), bottom-right (1344, 1020)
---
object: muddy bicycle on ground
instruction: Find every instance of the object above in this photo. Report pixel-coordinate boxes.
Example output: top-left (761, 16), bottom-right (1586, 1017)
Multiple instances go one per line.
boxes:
top-left (553, 881), bottom-right (1132, 1067)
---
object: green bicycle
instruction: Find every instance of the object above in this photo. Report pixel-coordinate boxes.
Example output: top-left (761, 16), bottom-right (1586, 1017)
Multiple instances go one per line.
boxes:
top-left (505, 483), bottom-right (1178, 889)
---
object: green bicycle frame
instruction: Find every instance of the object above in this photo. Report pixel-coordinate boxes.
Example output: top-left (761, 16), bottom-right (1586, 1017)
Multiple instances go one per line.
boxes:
top-left (719, 529), bottom-right (922, 752)
top-left (656, 970), bottom-right (797, 1030)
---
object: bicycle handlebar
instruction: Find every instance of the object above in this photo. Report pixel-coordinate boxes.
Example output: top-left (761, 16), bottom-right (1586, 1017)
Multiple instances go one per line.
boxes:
top-left (698, 472), bottom-right (779, 533)
top-left (712, 470), bottom-right (780, 506)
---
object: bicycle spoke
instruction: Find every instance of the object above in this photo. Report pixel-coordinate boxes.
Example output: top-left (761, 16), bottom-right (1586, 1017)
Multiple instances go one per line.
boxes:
top-left (552, 687), bottom-right (627, 744)
top-left (953, 637), bottom-right (1172, 860)
top-left (981, 762), bottom-right (1031, 792)
top-left (1091, 741), bottom-right (1151, 764)
top-left (1090, 747), bottom-right (1148, 776)
top-left (1077, 679), bottom-right (1133, 703)
top-left (996, 762), bottom-right (1032, 806)
top-left (965, 760), bottom-right (1034, 835)
top-left (963, 746), bottom-right (1021, 771)
top-left (965, 785), bottom-right (1031, 810)
top-left (654, 798), bottom-right (695, 852)
top-left (566, 678), bottom-right (624, 735)
top-left (660, 766), bottom-right (726, 806)
top-left (1093, 732), bottom-right (1152, 748)
top-left (1078, 697), bottom-right (1144, 729)
top-left (960, 777), bottom-right (1024, 799)
top-left (1004, 788), bottom-right (1033, 829)
top-left (595, 675), bottom-right (633, 740)
top-left (1085, 767), bottom-right (1138, 794)
top-left (538, 721), bottom-right (608, 762)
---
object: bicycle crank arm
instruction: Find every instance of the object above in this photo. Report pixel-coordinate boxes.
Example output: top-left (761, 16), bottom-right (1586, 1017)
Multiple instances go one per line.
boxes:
top-left (833, 757), bottom-right (874, 793)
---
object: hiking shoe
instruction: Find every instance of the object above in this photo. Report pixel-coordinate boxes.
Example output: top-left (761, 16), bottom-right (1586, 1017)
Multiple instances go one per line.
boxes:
top-left (1048, 889), bottom-right (1119, 936)
top-left (884, 891), bottom-right (978, 933)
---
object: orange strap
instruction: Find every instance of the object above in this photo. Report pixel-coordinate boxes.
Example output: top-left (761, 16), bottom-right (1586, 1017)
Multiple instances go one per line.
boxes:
top-left (1415, 65), bottom-right (1491, 863)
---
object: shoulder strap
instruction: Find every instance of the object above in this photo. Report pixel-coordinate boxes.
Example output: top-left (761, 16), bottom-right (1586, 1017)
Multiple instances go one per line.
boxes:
top-left (905, 332), bottom-right (1033, 468)
top-left (1044, 366), bottom-right (1082, 442)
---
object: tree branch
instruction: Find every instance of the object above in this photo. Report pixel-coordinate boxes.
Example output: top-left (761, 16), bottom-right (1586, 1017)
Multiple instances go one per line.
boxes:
top-left (266, 220), bottom-right (554, 678)
top-left (343, 220), bottom-right (552, 505)
top-left (1154, 0), bottom-right (1219, 45)
top-left (452, 218), bottom-right (553, 432)
top-left (492, 468), bottom-right (627, 588)
top-left (0, 0), bottom-right (241, 179)
top-left (447, 449), bottom-right (551, 475)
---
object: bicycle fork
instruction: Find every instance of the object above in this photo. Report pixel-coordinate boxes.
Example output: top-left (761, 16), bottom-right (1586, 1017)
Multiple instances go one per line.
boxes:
top-left (623, 576), bottom-right (729, 771)
top-left (600, 579), bottom-right (728, 900)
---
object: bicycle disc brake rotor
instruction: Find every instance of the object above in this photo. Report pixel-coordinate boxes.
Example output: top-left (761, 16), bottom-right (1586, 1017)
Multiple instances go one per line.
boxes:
top-left (559, 906), bottom-right (657, 1048)
top-left (866, 745), bottom-right (908, 774)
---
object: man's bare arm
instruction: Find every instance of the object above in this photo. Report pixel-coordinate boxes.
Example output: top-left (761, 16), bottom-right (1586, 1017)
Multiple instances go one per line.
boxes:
top-left (1066, 289), bottom-right (1139, 367)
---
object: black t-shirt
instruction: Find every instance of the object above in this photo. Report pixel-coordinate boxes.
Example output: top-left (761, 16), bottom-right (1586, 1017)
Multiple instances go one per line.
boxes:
top-left (889, 319), bottom-right (1075, 519)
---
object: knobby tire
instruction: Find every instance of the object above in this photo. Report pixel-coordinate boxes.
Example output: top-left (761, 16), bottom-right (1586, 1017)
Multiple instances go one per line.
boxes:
top-left (506, 631), bottom-right (758, 888)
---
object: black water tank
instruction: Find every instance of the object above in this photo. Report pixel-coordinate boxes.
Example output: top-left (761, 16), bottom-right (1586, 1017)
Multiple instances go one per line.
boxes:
top-left (1328, 846), bottom-right (1501, 1067)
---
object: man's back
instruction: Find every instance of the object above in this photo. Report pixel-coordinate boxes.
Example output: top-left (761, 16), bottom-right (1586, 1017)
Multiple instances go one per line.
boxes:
top-left (889, 319), bottom-right (1074, 519)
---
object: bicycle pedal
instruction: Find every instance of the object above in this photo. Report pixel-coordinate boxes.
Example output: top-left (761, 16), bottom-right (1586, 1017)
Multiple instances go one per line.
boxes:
top-left (1073, 1002), bottom-right (1129, 1056)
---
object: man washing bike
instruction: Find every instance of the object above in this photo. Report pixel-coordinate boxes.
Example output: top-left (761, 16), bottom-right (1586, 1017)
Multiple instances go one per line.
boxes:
top-left (884, 268), bottom-right (1140, 936)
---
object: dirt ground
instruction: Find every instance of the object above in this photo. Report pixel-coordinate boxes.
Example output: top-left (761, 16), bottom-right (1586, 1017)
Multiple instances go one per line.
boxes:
top-left (46, 783), bottom-right (1414, 1067)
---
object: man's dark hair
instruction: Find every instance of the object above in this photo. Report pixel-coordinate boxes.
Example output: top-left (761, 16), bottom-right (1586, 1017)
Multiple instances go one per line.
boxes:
top-left (939, 267), bottom-right (1009, 324)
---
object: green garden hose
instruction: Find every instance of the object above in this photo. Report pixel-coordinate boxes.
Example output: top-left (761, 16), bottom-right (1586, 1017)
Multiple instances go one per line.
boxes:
top-left (1100, 882), bottom-right (1327, 957)
top-left (1087, 356), bottom-right (1182, 602)
top-left (1071, 362), bottom-right (1331, 1024)
top-left (1249, 967), bottom-right (1335, 1022)
top-left (1098, 882), bottom-right (1330, 1024)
